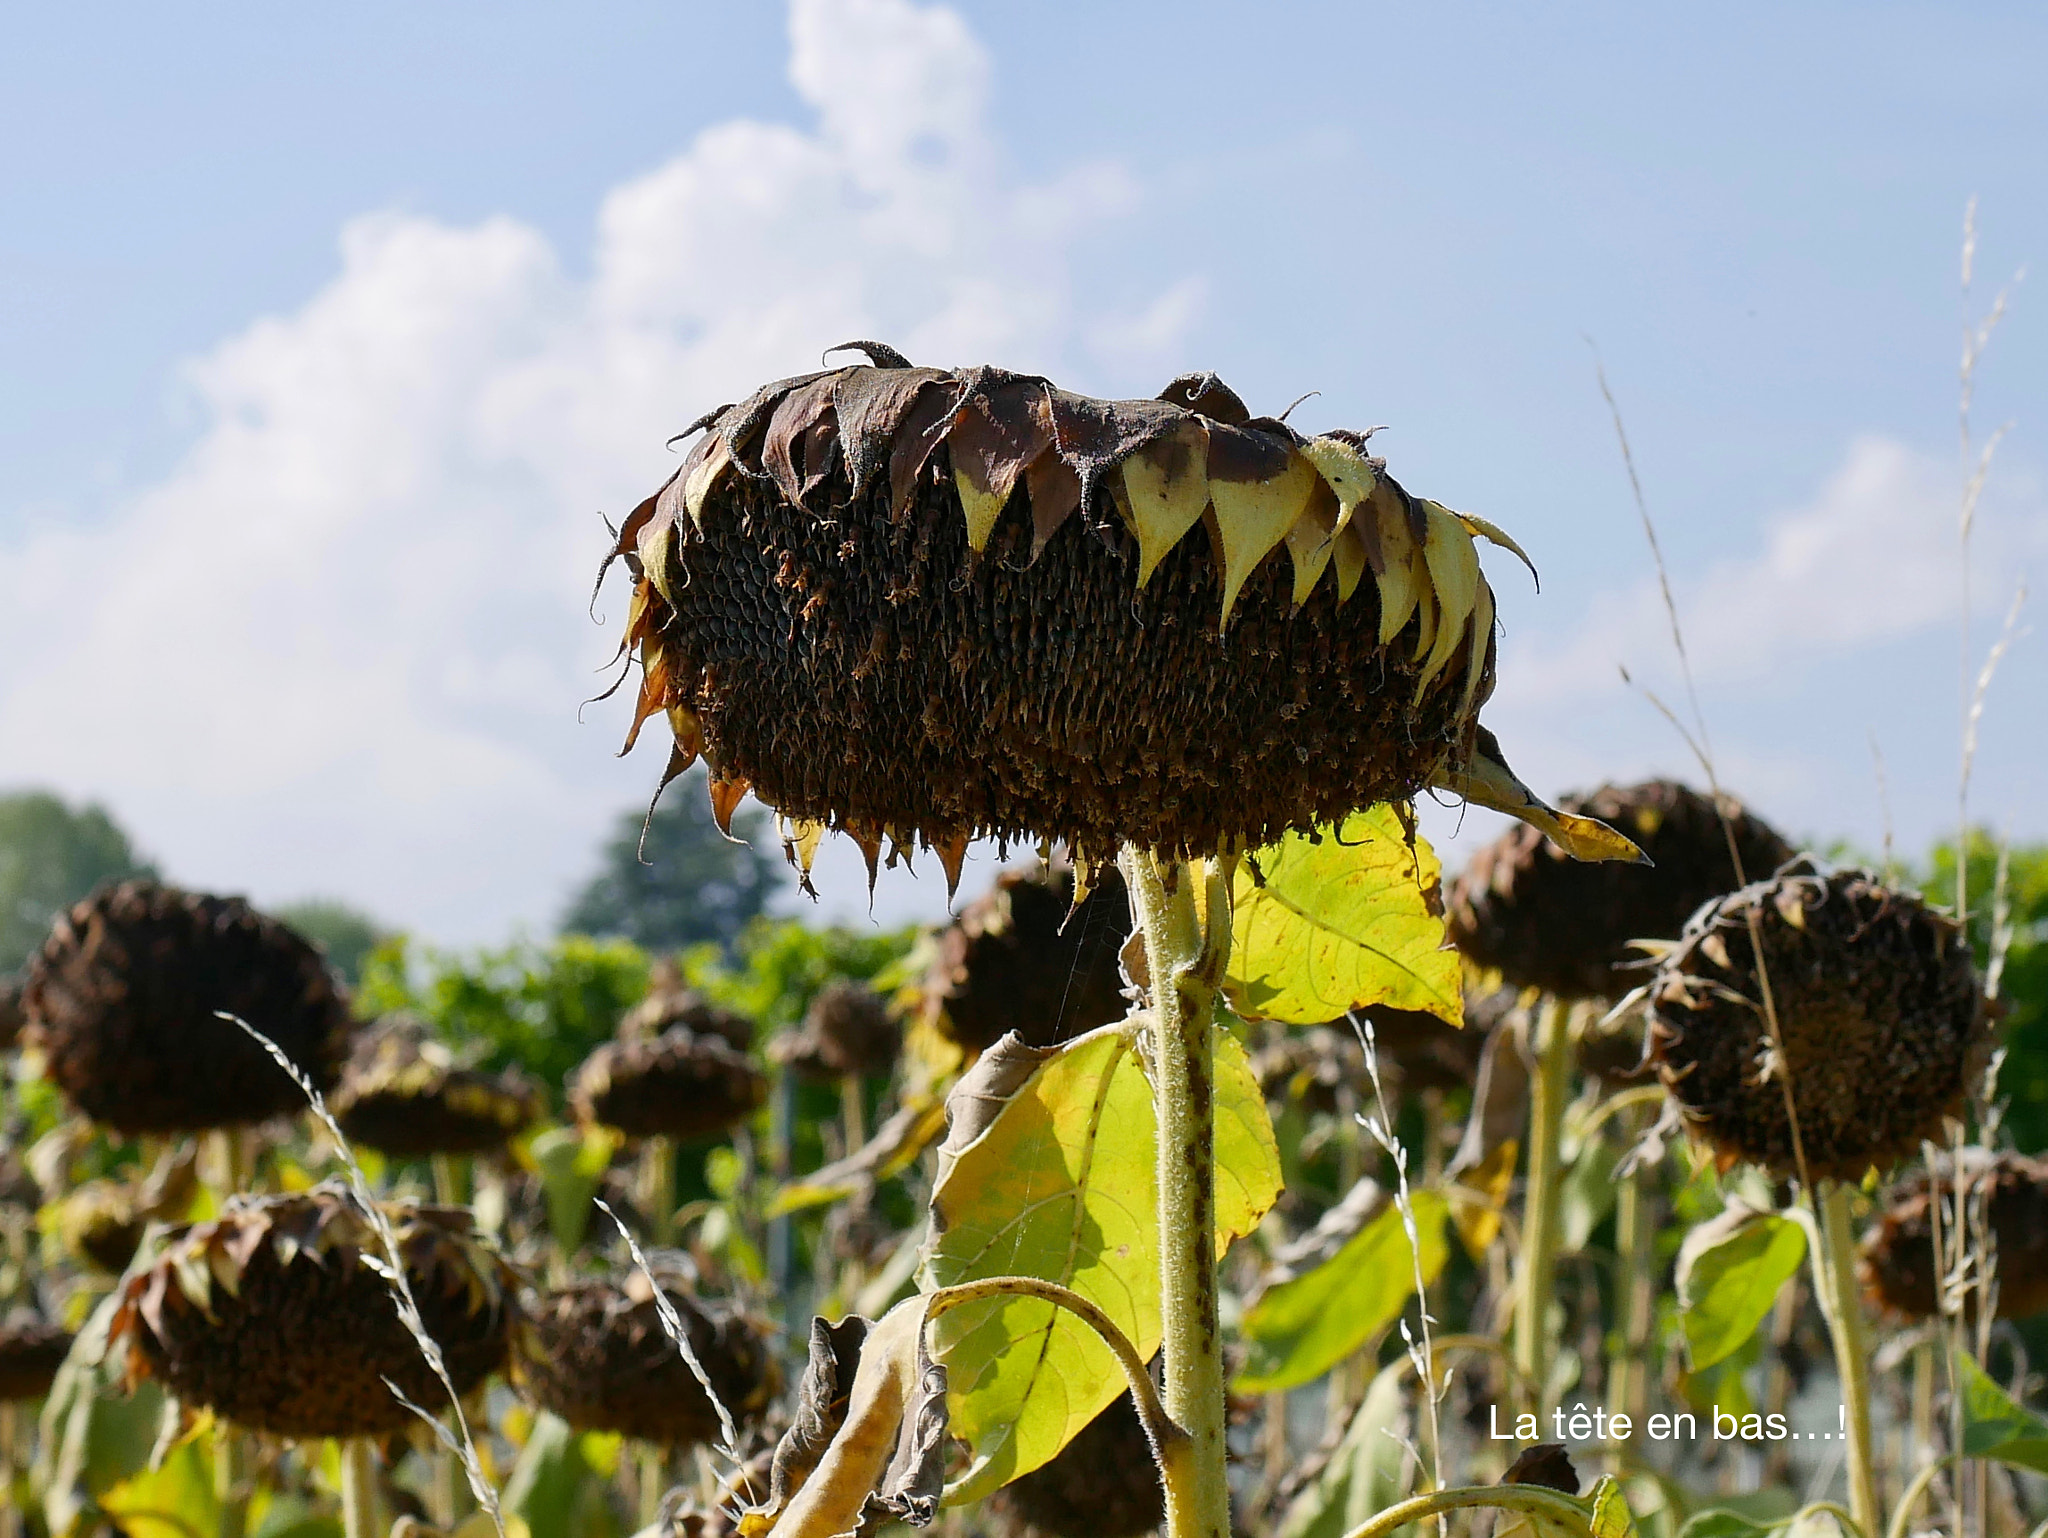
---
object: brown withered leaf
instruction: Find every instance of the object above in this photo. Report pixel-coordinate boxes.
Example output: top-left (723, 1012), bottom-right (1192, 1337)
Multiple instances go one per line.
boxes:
top-left (1157, 370), bottom-right (1250, 424)
top-left (833, 367), bottom-right (952, 503)
top-left (719, 371), bottom-right (833, 476)
top-left (1500, 1442), bottom-right (1579, 1495)
top-left (762, 377), bottom-right (843, 510)
top-left (859, 1330), bottom-right (948, 1533)
top-left (1038, 389), bottom-right (1185, 505)
top-left (1204, 420), bottom-right (1295, 485)
top-left (1025, 449), bottom-right (1084, 556)
top-left (888, 383), bottom-right (969, 520)
top-left (756, 1315), bottom-right (872, 1525)
top-left (944, 371), bottom-right (1055, 549)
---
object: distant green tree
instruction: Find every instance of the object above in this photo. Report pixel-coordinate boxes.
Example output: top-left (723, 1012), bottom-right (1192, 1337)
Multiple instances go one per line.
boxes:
top-left (273, 899), bottom-right (389, 988)
top-left (0, 790), bottom-right (157, 973)
top-left (1923, 835), bottom-right (2048, 1155)
top-left (561, 767), bottom-right (783, 953)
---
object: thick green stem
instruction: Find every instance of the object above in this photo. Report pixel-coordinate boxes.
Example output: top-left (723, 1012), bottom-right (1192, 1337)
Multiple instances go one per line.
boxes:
top-left (1609, 1117), bottom-right (1653, 1434)
top-left (640, 1443), bottom-right (671, 1528)
top-left (214, 1429), bottom-right (248, 1538)
top-left (1814, 1181), bottom-right (1881, 1538)
top-left (339, 1438), bottom-right (378, 1538)
top-left (1, 1403), bottom-right (19, 1538)
top-left (1122, 848), bottom-right (1232, 1538)
top-left (1514, 995), bottom-right (1573, 1417)
top-left (431, 1151), bottom-right (468, 1207)
top-left (642, 1135), bottom-right (677, 1248)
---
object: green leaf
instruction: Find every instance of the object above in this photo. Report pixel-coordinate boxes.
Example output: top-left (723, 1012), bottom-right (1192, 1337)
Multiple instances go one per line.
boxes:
top-left (1588, 1476), bottom-right (1638, 1538)
top-left (1676, 1512), bottom-right (1775, 1538)
top-left (34, 1291), bottom-right (166, 1536)
top-left (1275, 1361), bottom-right (1413, 1538)
top-left (1677, 1207), bottom-right (1806, 1371)
top-left (1561, 1137), bottom-right (1620, 1252)
top-left (1235, 1189), bottom-right (1450, 1393)
top-left (1225, 805), bottom-right (1462, 1025)
top-left (526, 1122), bottom-right (623, 1253)
top-left (1958, 1351), bottom-right (2048, 1474)
top-left (502, 1410), bottom-right (595, 1538)
top-left (97, 1430), bottom-right (219, 1538)
top-left (923, 1021), bottom-right (1280, 1504)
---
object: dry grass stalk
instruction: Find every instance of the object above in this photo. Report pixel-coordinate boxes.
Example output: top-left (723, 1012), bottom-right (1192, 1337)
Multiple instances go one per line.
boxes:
top-left (222, 1011), bottom-right (506, 1538)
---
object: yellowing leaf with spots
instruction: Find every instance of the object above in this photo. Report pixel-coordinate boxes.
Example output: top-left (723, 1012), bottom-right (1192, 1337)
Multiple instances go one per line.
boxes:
top-left (923, 1021), bottom-right (1278, 1505)
top-left (1225, 804), bottom-right (1462, 1027)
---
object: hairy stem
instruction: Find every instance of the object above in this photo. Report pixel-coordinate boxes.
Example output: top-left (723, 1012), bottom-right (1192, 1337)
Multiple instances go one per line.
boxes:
top-left (1814, 1180), bottom-right (1881, 1538)
top-left (1340, 1483), bottom-right (1595, 1538)
top-left (1514, 995), bottom-right (1573, 1417)
top-left (1121, 847), bottom-right (1233, 1538)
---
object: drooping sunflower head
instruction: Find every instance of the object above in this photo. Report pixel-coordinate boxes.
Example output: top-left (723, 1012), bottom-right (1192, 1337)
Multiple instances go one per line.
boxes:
top-left (1644, 862), bottom-right (1990, 1184)
top-left (0, 976), bottom-right (21, 1053)
top-left (1860, 1149), bottom-right (2048, 1323)
top-left (1448, 779), bottom-right (1794, 1000)
top-left (603, 349), bottom-right (1634, 885)
top-left (920, 859), bottom-right (1130, 1053)
top-left (570, 1025), bottom-right (768, 1143)
top-left (512, 1270), bottom-right (781, 1447)
top-left (0, 1311), bottom-right (72, 1403)
top-left (331, 1014), bottom-right (544, 1159)
top-left (989, 1386), bottom-right (1164, 1538)
top-left (52, 1178), bottom-right (147, 1274)
top-left (771, 978), bottom-right (901, 1081)
top-left (110, 1184), bottom-right (516, 1439)
top-left (622, 959), bottom-right (757, 1052)
top-left (21, 881), bottom-right (354, 1135)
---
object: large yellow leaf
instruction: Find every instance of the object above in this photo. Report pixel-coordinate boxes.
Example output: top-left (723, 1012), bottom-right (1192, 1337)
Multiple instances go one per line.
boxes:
top-left (1225, 805), bottom-right (1462, 1026)
top-left (922, 1021), bottom-right (1278, 1505)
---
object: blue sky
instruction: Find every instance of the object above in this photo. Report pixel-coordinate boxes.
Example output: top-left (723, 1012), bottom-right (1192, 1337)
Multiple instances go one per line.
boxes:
top-left (2, 1), bottom-right (2042, 940)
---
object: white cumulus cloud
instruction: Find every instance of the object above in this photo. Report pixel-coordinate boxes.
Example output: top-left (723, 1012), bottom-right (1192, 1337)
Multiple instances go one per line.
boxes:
top-left (0, 0), bottom-right (1199, 942)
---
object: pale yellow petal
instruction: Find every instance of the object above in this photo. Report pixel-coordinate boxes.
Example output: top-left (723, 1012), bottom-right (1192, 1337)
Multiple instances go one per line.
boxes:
top-left (1299, 436), bottom-right (1378, 536)
top-left (683, 436), bottom-right (733, 530)
top-left (1412, 576), bottom-right (1439, 663)
top-left (1374, 488), bottom-right (1421, 644)
top-left (1284, 479), bottom-right (1340, 607)
top-left (1456, 510), bottom-right (1540, 588)
top-left (1209, 451), bottom-right (1318, 628)
top-left (1459, 580), bottom-right (1495, 721)
top-left (637, 517), bottom-right (676, 605)
top-left (954, 464), bottom-right (1011, 553)
top-left (1119, 418), bottom-right (1211, 586)
top-left (1432, 730), bottom-right (1647, 864)
top-left (1419, 500), bottom-right (1481, 650)
top-left (1331, 518), bottom-right (1368, 603)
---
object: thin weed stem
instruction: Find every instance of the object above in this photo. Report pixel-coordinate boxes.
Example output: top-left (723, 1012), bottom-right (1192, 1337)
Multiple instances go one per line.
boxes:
top-left (221, 1011), bottom-right (506, 1538)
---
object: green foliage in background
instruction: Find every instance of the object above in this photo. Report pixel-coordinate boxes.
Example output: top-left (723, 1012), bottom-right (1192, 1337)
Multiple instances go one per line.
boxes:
top-left (559, 765), bottom-right (785, 954)
top-left (273, 898), bottom-right (388, 987)
top-left (0, 789), bottom-right (157, 973)
top-left (354, 915), bottom-right (918, 1108)
top-left (1923, 835), bottom-right (2048, 1154)
top-left (356, 934), bottom-right (651, 1102)
top-left (676, 914), bottom-right (919, 1033)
